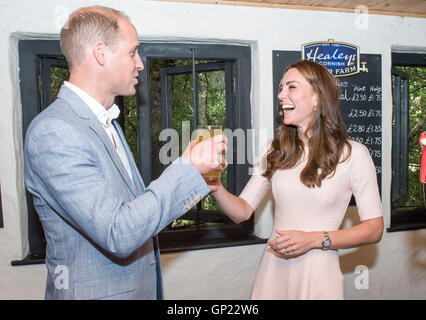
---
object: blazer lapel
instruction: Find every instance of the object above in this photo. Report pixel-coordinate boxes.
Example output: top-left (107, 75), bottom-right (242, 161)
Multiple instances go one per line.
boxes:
top-left (88, 118), bottom-right (138, 196)
top-left (57, 86), bottom-right (138, 197)
top-left (112, 120), bottom-right (146, 194)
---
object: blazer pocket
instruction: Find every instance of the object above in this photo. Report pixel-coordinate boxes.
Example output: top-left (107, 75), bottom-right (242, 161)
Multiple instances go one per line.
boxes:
top-left (74, 272), bottom-right (136, 300)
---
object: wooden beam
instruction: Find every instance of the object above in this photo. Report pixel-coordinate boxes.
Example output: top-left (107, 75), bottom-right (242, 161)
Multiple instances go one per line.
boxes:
top-left (155, 0), bottom-right (426, 18)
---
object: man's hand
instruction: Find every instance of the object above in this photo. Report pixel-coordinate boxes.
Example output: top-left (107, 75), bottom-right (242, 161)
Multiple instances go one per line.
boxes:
top-left (181, 134), bottom-right (228, 175)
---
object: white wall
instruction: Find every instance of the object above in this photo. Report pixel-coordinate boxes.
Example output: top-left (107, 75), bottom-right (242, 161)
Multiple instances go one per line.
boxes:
top-left (0, 0), bottom-right (425, 299)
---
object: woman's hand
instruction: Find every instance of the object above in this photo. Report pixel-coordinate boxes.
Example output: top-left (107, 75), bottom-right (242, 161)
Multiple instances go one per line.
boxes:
top-left (208, 178), bottom-right (223, 193)
top-left (268, 230), bottom-right (321, 259)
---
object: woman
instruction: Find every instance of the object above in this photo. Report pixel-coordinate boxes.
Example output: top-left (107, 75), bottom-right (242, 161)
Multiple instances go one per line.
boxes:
top-left (210, 60), bottom-right (384, 299)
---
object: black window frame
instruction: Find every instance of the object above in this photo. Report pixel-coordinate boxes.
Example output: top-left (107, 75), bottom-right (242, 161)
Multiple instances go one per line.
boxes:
top-left (391, 67), bottom-right (410, 202)
top-left (13, 40), bottom-right (265, 266)
top-left (388, 52), bottom-right (426, 232)
top-left (13, 40), bottom-right (64, 265)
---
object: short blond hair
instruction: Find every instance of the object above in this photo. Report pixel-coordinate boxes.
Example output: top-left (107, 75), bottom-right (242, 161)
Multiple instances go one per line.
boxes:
top-left (60, 6), bottom-right (129, 69)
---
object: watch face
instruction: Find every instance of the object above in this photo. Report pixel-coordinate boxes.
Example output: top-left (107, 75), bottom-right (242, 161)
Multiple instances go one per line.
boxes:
top-left (323, 239), bottom-right (331, 248)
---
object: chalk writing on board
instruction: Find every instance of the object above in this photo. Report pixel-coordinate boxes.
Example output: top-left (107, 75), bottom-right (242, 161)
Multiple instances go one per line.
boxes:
top-left (339, 71), bottom-right (382, 178)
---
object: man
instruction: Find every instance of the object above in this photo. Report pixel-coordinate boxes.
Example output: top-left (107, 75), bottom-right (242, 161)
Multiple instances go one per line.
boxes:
top-left (24, 6), bottom-right (226, 300)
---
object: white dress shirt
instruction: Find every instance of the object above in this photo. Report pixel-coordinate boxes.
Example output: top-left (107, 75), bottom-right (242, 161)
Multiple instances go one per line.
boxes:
top-left (63, 81), bottom-right (133, 182)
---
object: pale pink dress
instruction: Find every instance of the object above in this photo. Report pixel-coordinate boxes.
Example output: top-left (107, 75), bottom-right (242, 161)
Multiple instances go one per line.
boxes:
top-left (240, 140), bottom-right (383, 300)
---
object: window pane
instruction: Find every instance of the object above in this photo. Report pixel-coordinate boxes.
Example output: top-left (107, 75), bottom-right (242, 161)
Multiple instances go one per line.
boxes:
top-left (198, 70), bottom-right (226, 128)
top-left (148, 59), bottom-right (231, 231)
top-left (170, 72), bottom-right (195, 151)
top-left (51, 67), bottom-right (69, 102)
top-left (393, 66), bottom-right (426, 209)
top-left (198, 70), bottom-right (227, 211)
top-left (149, 59), bottom-right (194, 180)
top-left (149, 60), bottom-right (166, 181)
top-left (123, 95), bottom-right (138, 167)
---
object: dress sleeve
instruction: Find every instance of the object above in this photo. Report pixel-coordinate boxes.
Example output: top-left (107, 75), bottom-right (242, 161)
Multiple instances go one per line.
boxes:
top-left (350, 142), bottom-right (383, 221)
top-left (239, 141), bottom-right (272, 211)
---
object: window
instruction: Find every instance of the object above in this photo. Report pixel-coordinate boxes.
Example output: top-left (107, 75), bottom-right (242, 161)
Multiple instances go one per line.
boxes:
top-left (388, 52), bottom-right (426, 232)
top-left (14, 40), bottom-right (264, 265)
top-left (136, 43), bottom-right (264, 252)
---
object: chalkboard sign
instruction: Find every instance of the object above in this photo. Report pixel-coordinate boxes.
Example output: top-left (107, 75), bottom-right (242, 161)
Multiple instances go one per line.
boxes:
top-left (272, 51), bottom-right (382, 193)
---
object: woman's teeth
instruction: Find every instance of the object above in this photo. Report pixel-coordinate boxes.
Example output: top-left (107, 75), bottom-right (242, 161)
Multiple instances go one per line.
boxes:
top-left (282, 104), bottom-right (295, 110)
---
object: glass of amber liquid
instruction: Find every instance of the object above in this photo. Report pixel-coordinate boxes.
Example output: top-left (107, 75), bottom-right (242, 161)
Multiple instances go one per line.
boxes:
top-left (196, 125), bottom-right (223, 185)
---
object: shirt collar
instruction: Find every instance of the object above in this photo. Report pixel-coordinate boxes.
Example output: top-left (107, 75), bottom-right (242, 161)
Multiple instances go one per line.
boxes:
top-left (64, 81), bottom-right (120, 127)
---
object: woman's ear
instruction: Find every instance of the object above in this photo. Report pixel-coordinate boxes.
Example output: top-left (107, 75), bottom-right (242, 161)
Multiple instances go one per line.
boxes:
top-left (312, 93), bottom-right (319, 111)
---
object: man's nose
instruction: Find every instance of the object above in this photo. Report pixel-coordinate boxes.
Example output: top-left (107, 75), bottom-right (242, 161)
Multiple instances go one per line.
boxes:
top-left (136, 52), bottom-right (144, 71)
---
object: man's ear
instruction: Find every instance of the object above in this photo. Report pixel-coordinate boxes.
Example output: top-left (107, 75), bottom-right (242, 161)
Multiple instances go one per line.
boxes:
top-left (93, 41), bottom-right (107, 66)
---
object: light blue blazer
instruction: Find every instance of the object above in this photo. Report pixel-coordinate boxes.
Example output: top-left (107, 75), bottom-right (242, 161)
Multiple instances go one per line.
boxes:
top-left (24, 85), bottom-right (210, 299)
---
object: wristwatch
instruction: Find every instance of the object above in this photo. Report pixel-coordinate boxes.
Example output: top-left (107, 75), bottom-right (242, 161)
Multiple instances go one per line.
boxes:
top-left (322, 231), bottom-right (331, 249)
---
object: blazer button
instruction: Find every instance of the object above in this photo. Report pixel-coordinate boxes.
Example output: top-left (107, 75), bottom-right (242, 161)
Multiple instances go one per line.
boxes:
top-left (150, 259), bottom-right (156, 266)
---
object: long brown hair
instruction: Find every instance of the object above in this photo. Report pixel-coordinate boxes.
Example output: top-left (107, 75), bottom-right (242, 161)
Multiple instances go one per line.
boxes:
top-left (263, 60), bottom-right (351, 188)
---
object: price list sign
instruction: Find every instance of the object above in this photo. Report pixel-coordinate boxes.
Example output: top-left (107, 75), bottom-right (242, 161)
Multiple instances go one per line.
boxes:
top-left (339, 54), bottom-right (382, 192)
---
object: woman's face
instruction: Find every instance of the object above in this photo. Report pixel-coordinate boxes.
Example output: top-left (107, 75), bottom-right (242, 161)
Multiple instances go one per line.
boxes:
top-left (278, 67), bottom-right (318, 135)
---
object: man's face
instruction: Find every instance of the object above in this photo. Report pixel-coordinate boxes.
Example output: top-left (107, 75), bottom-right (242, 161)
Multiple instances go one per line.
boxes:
top-left (105, 19), bottom-right (143, 97)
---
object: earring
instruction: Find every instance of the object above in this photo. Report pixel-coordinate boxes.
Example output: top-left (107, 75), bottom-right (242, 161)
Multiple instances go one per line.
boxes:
top-left (313, 105), bottom-right (318, 112)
